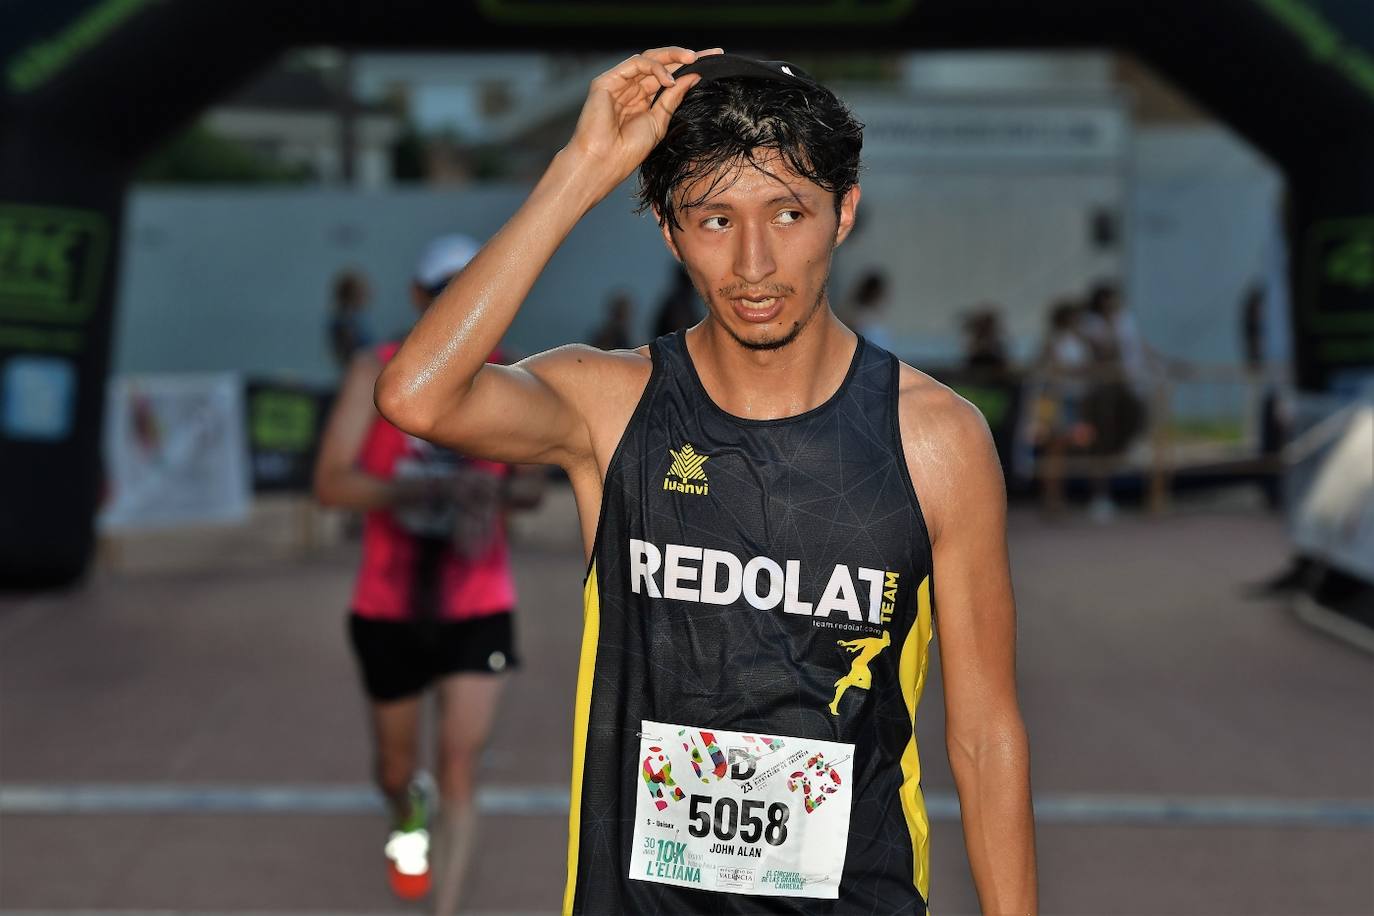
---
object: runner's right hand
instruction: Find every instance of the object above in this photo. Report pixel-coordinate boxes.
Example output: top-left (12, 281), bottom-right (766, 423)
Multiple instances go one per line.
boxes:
top-left (565, 47), bottom-right (722, 199)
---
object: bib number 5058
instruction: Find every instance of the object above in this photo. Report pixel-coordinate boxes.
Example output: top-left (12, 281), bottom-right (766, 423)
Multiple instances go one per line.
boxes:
top-left (686, 794), bottom-right (789, 846)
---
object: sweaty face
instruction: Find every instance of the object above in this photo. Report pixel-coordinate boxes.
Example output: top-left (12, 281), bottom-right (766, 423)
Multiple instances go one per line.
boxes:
top-left (661, 152), bottom-right (859, 352)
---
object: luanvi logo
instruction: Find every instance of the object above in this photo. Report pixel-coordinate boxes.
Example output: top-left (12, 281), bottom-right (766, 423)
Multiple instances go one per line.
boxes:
top-left (664, 444), bottom-right (709, 496)
top-left (0, 205), bottom-right (109, 324)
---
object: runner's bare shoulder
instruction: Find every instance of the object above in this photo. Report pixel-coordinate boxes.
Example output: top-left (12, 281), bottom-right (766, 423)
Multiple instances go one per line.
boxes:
top-left (894, 362), bottom-right (1001, 544)
top-left (520, 342), bottom-right (650, 410)
top-left (520, 342), bottom-right (653, 469)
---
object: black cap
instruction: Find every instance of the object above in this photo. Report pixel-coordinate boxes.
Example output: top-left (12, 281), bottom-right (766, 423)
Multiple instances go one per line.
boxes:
top-left (654, 53), bottom-right (817, 103)
top-left (676, 53), bottom-right (815, 86)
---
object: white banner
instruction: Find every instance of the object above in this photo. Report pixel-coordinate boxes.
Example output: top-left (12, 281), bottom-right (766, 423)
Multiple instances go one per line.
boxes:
top-left (100, 373), bottom-right (250, 531)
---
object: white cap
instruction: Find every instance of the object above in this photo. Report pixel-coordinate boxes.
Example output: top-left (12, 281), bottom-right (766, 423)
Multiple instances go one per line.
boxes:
top-left (414, 234), bottom-right (481, 290)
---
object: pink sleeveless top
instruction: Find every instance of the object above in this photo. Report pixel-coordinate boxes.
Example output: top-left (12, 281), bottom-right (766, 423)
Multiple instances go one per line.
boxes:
top-left (350, 343), bottom-right (517, 622)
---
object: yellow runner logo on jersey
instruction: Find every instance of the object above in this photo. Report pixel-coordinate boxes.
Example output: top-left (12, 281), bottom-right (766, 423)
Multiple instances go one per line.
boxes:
top-left (664, 444), bottom-right (709, 496)
top-left (829, 630), bottom-right (890, 715)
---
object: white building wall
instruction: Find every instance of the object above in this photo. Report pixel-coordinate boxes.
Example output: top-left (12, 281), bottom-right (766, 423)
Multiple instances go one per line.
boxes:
top-left (902, 51), bottom-right (1114, 93)
top-left (111, 183), bottom-right (676, 385)
top-left (1127, 125), bottom-right (1286, 367)
top-left (112, 122), bottom-right (1284, 387)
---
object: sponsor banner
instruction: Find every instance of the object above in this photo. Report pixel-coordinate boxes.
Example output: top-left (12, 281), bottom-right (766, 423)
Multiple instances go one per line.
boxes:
top-left (0, 203), bottom-right (108, 329)
top-left (1296, 216), bottom-right (1374, 393)
top-left (631, 721), bottom-right (854, 899)
top-left (100, 373), bottom-right (250, 530)
top-left (244, 379), bottom-right (332, 493)
top-left (0, 204), bottom-right (108, 380)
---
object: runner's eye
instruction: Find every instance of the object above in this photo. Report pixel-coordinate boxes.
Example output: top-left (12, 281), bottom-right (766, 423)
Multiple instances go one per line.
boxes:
top-left (775, 210), bottom-right (802, 225)
top-left (702, 216), bottom-right (730, 230)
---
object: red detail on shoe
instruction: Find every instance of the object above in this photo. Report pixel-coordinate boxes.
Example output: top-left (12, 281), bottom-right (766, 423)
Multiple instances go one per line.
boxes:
top-left (388, 861), bottom-right (431, 900)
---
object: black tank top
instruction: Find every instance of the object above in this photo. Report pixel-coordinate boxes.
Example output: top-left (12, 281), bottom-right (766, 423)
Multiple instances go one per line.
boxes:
top-left (565, 330), bottom-right (936, 915)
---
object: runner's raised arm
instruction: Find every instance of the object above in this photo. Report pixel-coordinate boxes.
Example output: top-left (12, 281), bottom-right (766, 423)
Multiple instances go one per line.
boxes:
top-left (375, 47), bottom-right (716, 469)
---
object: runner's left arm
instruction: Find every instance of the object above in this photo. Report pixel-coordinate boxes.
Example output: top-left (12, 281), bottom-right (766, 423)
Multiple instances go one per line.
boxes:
top-left (314, 351), bottom-right (430, 511)
top-left (901, 377), bottom-right (1039, 915)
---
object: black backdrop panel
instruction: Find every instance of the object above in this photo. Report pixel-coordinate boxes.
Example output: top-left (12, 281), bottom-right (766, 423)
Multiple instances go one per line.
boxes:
top-left (244, 380), bottom-right (335, 494)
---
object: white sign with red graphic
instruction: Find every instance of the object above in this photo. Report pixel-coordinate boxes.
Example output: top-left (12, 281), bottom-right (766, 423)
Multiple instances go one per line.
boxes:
top-left (629, 719), bottom-right (854, 899)
top-left (100, 373), bottom-right (249, 531)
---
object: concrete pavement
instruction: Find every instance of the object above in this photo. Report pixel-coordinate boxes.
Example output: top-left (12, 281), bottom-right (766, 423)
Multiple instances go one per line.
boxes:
top-left (1, 488), bottom-right (1370, 914)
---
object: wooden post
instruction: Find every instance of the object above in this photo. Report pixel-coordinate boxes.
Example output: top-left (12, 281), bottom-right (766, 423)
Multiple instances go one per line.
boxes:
top-left (1148, 377), bottom-right (1173, 515)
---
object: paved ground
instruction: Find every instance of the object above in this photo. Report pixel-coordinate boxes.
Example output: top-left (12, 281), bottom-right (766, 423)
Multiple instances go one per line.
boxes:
top-left (1, 487), bottom-right (1371, 915)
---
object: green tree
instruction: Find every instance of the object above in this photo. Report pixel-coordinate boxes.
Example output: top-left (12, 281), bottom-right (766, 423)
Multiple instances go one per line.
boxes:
top-left (137, 124), bottom-right (311, 183)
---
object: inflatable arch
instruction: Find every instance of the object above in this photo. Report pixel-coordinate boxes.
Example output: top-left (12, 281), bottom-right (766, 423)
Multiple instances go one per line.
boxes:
top-left (2, 0), bottom-right (1371, 585)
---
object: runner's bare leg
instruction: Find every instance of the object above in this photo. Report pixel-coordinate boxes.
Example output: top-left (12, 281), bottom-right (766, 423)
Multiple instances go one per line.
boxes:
top-left (433, 671), bottom-right (506, 915)
top-left (369, 694), bottom-right (424, 821)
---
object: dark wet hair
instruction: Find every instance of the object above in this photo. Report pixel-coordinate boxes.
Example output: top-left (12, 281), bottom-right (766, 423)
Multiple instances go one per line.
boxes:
top-left (637, 76), bottom-right (863, 231)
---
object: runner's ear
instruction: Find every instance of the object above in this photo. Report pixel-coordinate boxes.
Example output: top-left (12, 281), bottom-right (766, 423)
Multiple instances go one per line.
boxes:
top-left (833, 185), bottom-right (861, 248)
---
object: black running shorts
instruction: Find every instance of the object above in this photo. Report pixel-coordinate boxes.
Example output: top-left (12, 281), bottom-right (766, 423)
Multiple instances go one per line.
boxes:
top-left (347, 611), bottom-right (518, 702)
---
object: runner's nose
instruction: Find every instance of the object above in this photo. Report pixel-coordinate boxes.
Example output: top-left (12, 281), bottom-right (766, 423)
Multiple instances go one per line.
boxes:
top-left (732, 220), bottom-right (776, 286)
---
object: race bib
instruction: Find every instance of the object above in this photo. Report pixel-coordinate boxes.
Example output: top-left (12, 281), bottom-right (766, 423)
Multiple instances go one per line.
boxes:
top-left (629, 720), bottom-right (854, 899)
top-left (392, 447), bottom-right (464, 538)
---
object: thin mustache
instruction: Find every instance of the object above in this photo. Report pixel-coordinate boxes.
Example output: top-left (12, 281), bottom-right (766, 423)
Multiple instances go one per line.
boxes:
top-left (719, 285), bottom-right (794, 299)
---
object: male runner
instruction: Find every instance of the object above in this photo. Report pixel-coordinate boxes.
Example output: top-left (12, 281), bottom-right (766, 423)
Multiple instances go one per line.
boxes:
top-left (315, 234), bottom-right (543, 913)
top-left (377, 48), bottom-right (1036, 914)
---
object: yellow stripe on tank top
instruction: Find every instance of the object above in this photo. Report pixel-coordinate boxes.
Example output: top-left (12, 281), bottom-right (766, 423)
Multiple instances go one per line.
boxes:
top-left (562, 562), bottom-right (602, 916)
top-left (897, 575), bottom-right (935, 904)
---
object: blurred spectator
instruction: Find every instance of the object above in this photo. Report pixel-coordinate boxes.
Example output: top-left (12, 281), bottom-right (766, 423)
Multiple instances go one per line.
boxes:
top-left (1240, 282), bottom-right (1287, 508)
top-left (1038, 300), bottom-right (1094, 388)
top-left (328, 269), bottom-right (376, 371)
top-left (652, 264), bottom-right (701, 338)
top-left (589, 291), bottom-right (635, 350)
top-left (962, 304), bottom-right (1010, 374)
top-left (1240, 283), bottom-right (1265, 373)
top-left (845, 269), bottom-right (894, 351)
top-left (1032, 299), bottom-right (1095, 515)
top-left (1082, 280), bottom-right (1150, 398)
top-left (1082, 282), bottom-right (1148, 519)
top-left (1079, 281), bottom-right (1149, 520)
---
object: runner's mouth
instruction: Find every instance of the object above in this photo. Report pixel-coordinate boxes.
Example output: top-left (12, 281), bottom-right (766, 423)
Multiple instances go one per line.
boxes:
top-left (733, 297), bottom-right (784, 323)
